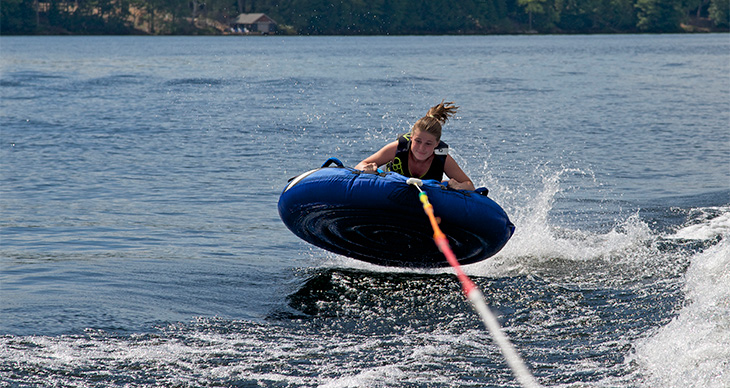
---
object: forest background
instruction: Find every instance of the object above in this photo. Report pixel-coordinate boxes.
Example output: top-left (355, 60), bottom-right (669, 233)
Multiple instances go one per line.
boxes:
top-left (1, 0), bottom-right (729, 36)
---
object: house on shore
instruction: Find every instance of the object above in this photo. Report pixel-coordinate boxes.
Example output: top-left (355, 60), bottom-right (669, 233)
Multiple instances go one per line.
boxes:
top-left (230, 13), bottom-right (277, 34)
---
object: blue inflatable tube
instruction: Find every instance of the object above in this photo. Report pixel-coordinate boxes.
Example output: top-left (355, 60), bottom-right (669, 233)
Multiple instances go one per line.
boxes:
top-left (278, 158), bottom-right (515, 268)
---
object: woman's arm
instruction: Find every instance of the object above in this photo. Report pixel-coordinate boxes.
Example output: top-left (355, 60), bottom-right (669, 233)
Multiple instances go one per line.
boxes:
top-left (354, 141), bottom-right (399, 172)
top-left (443, 155), bottom-right (475, 191)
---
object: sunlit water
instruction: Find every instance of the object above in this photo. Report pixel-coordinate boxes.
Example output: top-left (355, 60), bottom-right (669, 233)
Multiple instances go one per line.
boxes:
top-left (1, 35), bottom-right (729, 387)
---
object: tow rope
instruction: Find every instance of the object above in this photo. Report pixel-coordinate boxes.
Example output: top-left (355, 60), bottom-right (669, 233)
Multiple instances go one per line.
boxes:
top-left (407, 178), bottom-right (542, 388)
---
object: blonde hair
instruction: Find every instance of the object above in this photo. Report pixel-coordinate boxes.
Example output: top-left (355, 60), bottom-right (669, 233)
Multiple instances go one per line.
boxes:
top-left (411, 100), bottom-right (458, 142)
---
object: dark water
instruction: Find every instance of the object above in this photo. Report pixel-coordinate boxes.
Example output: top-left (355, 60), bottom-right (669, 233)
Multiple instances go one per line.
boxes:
top-left (1, 35), bottom-right (729, 387)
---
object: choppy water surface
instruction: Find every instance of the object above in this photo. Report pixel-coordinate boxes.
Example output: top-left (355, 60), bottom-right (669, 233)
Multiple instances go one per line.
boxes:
top-left (1, 34), bottom-right (729, 387)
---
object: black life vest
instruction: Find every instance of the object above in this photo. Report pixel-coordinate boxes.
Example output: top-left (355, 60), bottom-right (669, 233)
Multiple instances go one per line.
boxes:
top-left (385, 133), bottom-right (449, 181)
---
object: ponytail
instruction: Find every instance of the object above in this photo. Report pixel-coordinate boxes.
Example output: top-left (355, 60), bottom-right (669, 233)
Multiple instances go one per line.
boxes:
top-left (412, 100), bottom-right (458, 141)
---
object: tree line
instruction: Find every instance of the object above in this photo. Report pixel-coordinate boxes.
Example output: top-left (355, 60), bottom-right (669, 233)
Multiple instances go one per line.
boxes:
top-left (2, 0), bottom-right (728, 35)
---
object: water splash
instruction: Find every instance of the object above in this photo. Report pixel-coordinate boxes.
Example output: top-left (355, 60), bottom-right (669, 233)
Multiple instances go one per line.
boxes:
top-left (628, 207), bottom-right (730, 388)
top-left (465, 166), bottom-right (658, 281)
top-left (667, 206), bottom-right (730, 241)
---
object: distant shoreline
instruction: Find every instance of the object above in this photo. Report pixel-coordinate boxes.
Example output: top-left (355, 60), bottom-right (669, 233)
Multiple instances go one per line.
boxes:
top-left (3, 30), bottom-right (728, 37)
top-left (2, 3), bottom-right (727, 37)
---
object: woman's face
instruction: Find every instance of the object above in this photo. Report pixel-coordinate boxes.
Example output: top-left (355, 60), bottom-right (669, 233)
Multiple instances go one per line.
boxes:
top-left (410, 129), bottom-right (438, 162)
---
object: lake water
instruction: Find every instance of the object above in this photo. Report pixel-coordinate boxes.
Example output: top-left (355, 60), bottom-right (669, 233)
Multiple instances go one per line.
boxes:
top-left (1, 34), bottom-right (729, 387)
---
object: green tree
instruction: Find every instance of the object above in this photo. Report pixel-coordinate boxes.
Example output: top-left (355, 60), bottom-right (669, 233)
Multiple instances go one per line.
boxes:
top-left (557, 0), bottom-right (637, 32)
top-left (518, 0), bottom-right (546, 30)
top-left (636, 0), bottom-right (684, 31)
top-left (557, 0), bottom-right (602, 31)
top-left (381, 0), bottom-right (408, 33)
top-left (1, 0), bottom-right (37, 34)
top-left (708, 0), bottom-right (729, 27)
top-left (608, 0), bottom-right (638, 30)
top-left (685, 0), bottom-right (708, 17)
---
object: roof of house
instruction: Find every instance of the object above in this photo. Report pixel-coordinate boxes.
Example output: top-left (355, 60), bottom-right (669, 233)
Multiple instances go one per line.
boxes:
top-left (231, 13), bottom-right (276, 25)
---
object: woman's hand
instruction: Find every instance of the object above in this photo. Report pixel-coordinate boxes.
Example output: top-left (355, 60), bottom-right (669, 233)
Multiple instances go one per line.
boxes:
top-left (447, 179), bottom-right (475, 191)
top-left (443, 156), bottom-right (475, 191)
top-left (355, 141), bottom-right (399, 173)
top-left (355, 162), bottom-right (378, 172)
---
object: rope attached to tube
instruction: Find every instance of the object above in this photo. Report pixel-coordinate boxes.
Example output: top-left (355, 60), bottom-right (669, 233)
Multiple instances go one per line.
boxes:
top-left (407, 178), bottom-right (542, 388)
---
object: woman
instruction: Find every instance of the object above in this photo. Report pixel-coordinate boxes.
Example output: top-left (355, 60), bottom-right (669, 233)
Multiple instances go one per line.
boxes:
top-left (355, 101), bottom-right (475, 191)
